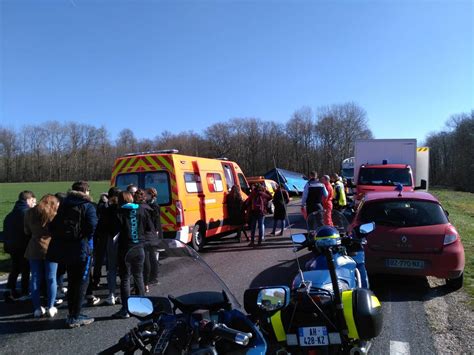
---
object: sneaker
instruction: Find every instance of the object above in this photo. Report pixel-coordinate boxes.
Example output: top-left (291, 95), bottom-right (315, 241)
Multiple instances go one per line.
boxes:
top-left (145, 285), bottom-right (150, 293)
top-left (61, 287), bottom-right (68, 295)
top-left (47, 307), bottom-right (58, 318)
top-left (67, 314), bottom-right (95, 328)
top-left (55, 299), bottom-right (64, 305)
top-left (34, 306), bottom-right (46, 318)
top-left (65, 315), bottom-right (73, 328)
top-left (113, 308), bottom-right (130, 319)
top-left (86, 295), bottom-right (101, 306)
top-left (105, 294), bottom-right (116, 306)
top-left (247, 242), bottom-right (255, 247)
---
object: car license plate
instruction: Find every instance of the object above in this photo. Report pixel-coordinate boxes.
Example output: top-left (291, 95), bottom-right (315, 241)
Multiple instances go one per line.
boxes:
top-left (298, 326), bottom-right (329, 346)
top-left (386, 258), bottom-right (425, 269)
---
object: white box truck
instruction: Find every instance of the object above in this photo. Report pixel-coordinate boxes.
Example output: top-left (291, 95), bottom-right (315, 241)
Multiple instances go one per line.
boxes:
top-left (354, 139), bottom-right (429, 199)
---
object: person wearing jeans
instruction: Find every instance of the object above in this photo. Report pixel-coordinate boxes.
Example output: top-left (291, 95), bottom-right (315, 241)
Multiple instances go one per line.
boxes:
top-left (24, 194), bottom-right (59, 317)
top-left (245, 184), bottom-right (272, 247)
top-left (47, 181), bottom-right (98, 328)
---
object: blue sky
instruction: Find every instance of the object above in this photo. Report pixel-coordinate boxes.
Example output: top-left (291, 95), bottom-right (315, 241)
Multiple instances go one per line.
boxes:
top-left (1, 0), bottom-right (472, 143)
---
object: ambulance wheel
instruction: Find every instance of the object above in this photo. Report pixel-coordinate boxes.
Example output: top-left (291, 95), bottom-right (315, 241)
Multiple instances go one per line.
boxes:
top-left (192, 223), bottom-right (206, 251)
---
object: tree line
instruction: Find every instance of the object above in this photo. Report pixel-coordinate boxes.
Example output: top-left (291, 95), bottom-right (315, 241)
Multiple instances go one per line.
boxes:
top-left (0, 103), bottom-right (472, 192)
top-left (425, 110), bottom-right (474, 192)
top-left (0, 102), bottom-right (371, 183)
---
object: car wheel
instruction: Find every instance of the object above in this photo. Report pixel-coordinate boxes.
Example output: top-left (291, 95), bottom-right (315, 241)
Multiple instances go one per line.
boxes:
top-left (192, 223), bottom-right (206, 251)
top-left (446, 272), bottom-right (463, 290)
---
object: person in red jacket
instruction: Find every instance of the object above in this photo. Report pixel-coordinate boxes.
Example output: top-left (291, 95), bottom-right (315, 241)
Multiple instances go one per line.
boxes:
top-left (321, 175), bottom-right (334, 226)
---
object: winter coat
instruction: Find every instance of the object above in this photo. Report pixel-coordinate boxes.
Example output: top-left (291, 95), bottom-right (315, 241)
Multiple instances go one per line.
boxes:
top-left (2, 200), bottom-right (31, 254)
top-left (273, 188), bottom-right (290, 220)
top-left (148, 200), bottom-right (163, 239)
top-left (95, 203), bottom-right (120, 240)
top-left (226, 193), bottom-right (246, 225)
top-left (46, 191), bottom-right (98, 265)
top-left (116, 203), bottom-right (153, 252)
top-left (24, 208), bottom-right (54, 260)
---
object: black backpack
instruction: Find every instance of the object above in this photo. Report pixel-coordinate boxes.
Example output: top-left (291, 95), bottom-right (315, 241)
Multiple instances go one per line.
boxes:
top-left (51, 204), bottom-right (84, 241)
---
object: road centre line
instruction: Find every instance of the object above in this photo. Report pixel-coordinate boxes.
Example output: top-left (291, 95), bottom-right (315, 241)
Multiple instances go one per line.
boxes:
top-left (390, 340), bottom-right (410, 355)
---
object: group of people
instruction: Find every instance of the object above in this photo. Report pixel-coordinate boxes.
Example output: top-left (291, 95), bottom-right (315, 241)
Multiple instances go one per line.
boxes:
top-left (2, 181), bottom-right (162, 328)
top-left (301, 172), bottom-right (347, 227)
top-left (226, 183), bottom-right (290, 247)
top-left (226, 172), bottom-right (346, 247)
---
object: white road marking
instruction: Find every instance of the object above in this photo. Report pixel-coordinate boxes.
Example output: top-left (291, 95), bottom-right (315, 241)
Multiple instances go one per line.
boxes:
top-left (390, 340), bottom-right (410, 355)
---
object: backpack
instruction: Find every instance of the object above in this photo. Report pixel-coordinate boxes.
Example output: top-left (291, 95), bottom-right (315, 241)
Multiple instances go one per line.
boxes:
top-left (51, 204), bottom-right (84, 241)
top-left (251, 193), bottom-right (266, 214)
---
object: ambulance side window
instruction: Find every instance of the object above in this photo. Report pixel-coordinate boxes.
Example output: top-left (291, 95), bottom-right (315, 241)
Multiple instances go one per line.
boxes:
top-left (207, 173), bottom-right (224, 193)
top-left (222, 164), bottom-right (235, 191)
top-left (238, 173), bottom-right (250, 195)
top-left (184, 172), bottom-right (202, 193)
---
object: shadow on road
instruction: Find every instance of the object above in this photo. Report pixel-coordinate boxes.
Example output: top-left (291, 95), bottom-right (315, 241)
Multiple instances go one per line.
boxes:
top-left (370, 274), bottom-right (454, 302)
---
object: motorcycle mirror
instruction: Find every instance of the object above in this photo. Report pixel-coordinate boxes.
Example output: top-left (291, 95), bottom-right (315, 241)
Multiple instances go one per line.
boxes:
top-left (291, 234), bottom-right (306, 244)
top-left (127, 297), bottom-right (154, 319)
top-left (244, 286), bottom-right (290, 315)
top-left (359, 222), bottom-right (375, 234)
top-left (257, 287), bottom-right (287, 312)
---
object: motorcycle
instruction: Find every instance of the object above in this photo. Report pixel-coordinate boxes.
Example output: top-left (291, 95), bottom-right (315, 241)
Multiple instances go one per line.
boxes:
top-left (247, 211), bottom-right (383, 354)
top-left (99, 239), bottom-right (290, 354)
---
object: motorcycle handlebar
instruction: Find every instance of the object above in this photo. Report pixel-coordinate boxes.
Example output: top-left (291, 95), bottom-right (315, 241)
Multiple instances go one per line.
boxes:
top-left (208, 323), bottom-right (252, 346)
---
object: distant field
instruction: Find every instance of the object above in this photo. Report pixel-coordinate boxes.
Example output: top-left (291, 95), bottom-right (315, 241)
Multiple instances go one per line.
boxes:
top-left (0, 181), bottom-right (110, 274)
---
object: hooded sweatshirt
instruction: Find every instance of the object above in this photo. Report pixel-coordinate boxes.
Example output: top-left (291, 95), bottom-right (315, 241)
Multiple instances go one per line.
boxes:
top-left (116, 203), bottom-right (153, 252)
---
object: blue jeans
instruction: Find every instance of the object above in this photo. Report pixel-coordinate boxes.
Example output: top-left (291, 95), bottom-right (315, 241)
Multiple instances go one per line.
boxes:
top-left (250, 214), bottom-right (265, 243)
top-left (29, 259), bottom-right (58, 309)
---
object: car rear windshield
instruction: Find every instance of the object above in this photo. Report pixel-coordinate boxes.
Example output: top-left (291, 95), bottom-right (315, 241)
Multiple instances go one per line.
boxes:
top-left (116, 171), bottom-right (171, 205)
top-left (360, 199), bottom-right (448, 227)
top-left (358, 167), bottom-right (412, 186)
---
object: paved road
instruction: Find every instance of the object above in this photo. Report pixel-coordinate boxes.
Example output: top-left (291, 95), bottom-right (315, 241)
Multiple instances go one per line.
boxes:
top-left (0, 202), bottom-right (447, 354)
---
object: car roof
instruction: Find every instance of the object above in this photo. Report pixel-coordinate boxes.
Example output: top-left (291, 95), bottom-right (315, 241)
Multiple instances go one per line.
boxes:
top-left (363, 191), bottom-right (439, 203)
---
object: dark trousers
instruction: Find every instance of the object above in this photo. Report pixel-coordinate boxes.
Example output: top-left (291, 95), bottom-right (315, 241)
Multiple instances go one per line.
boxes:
top-left (66, 257), bottom-right (91, 317)
top-left (92, 235), bottom-right (108, 285)
top-left (119, 247), bottom-right (145, 310)
top-left (143, 245), bottom-right (159, 284)
top-left (7, 250), bottom-right (30, 294)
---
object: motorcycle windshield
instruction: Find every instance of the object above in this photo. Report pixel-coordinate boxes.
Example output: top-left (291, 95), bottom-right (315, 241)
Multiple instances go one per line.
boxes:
top-left (125, 239), bottom-right (241, 311)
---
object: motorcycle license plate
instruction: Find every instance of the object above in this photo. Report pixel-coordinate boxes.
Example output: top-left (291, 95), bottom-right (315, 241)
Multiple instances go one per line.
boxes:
top-left (298, 326), bottom-right (329, 346)
top-left (386, 258), bottom-right (425, 269)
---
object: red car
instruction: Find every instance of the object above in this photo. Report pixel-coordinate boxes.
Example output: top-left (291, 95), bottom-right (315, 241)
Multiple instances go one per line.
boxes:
top-left (352, 191), bottom-right (465, 289)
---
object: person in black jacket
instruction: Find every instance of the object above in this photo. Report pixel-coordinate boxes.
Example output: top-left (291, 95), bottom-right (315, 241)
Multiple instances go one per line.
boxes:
top-left (145, 187), bottom-right (162, 285)
top-left (113, 190), bottom-right (153, 319)
top-left (3, 191), bottom-right (36, 302)
top-left (47, 181), bottom-right (98, 328)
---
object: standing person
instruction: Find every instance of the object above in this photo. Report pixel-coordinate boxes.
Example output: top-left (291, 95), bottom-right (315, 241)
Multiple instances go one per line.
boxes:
top-left (321, 175), bottom-right (334, 226)
top-left (54, 192), bottom-right (67, 299)
top-left (3, 191), bottom-right (36, 302)
top-left (95, 187), bottom-right (121, 305)
top-left (245, 184), bottom-right (272, 247)
top-left (146, 187), bottom-right (163, 285)
top-left (91, 192), bottom-right (110, 289)
top-left (47, 181), bottom-right (98, 328)
top-left (133, 189), bottom-right (157, 293)
top-left (271, 184), bottom-right (290, 236)
top-left (24, 194), bottom-right (60, 317)
top-left (301, 172), bottom-right (328, 227)
top-left (331, 173), bottom-right (347, 211)
top-left (226, 185), bottom-right (248, 241)
top-left (113, 191), bottom-right (152, 318)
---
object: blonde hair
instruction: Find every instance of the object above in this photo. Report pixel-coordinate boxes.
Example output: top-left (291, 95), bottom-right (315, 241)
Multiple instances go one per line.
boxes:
top-left (35, 194), bottom-right (59, 227)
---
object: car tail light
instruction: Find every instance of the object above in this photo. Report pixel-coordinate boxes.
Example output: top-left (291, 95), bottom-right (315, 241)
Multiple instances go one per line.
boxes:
top-left (176, 200), bottom-right (185, 229)
top-left (444, 234), bottom-right (457, 245)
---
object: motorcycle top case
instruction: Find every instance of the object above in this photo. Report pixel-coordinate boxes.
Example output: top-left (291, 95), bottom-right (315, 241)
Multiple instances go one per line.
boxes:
top-left (342, 288), bottom-right (383, 340)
